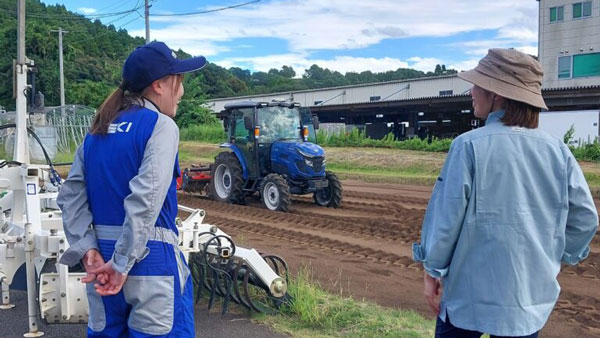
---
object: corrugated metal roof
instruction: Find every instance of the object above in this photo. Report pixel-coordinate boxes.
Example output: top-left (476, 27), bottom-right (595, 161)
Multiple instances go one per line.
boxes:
top-left (208, 80), bottom-right (600, 108)
top-left (208, 74), bottom-right (463, 102)
top-left (541, 84), bottom-right (600, 91)
top-left (309, 94), bottom-right (472, 108)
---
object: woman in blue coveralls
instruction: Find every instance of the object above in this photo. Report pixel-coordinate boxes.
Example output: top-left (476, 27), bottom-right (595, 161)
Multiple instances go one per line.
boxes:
top-left (57, 41), bottom-right (206, 337)
top-left (413, 49), bottom-right (598, 337)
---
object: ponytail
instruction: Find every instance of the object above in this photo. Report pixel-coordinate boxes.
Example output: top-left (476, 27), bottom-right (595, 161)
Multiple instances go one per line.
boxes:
top-left (90, 82), bottom-right (143, 135)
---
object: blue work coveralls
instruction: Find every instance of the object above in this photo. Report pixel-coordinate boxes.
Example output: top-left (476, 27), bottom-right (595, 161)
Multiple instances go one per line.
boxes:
top-left (58, 100), bottom-right (194, 337)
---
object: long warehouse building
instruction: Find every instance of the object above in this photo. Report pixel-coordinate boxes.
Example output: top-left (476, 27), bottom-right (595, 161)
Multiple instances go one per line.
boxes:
top-left (207, 0), bottom-right (600, 139)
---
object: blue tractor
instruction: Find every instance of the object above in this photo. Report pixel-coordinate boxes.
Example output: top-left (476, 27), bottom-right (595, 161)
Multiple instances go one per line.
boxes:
top-left (208, 100), bottom-right (342, 212)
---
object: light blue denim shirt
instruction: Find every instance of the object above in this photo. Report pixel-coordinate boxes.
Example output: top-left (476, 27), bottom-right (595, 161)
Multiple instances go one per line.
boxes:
top-left (413, 111), bottom-right (598, 336)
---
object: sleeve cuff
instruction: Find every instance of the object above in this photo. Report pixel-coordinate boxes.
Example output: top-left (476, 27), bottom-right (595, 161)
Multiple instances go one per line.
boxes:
top-left (58, 232), bottom-right (99, 267)
top-left (562, 247), bottom-right (590, 265)
top-left (412, 242), bottom-right (449, 278)
top-left (412, 243), bottom-right (425, 262)
top-left (111, 247), bottom-right (150, 274)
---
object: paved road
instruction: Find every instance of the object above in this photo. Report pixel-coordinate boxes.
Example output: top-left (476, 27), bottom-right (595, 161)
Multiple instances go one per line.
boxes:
top-left (0, 290), bottom-right (287, 338)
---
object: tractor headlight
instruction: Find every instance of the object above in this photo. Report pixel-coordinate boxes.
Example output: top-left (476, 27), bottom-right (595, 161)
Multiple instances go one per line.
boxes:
top-left (305, 159), bottom-right (313, 167)
top-left (297, 149), bottom-right (315, 158)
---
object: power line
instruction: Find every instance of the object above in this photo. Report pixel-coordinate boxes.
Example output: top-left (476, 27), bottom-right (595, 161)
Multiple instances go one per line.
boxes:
top-left (150, 0), bottom-right (260, 17)
top-left (27, 5), bottom-right (144, 20)
top-left (0, 1), bottom-right (145, 21)
top-left (96, 0), bottom-right (137, 13)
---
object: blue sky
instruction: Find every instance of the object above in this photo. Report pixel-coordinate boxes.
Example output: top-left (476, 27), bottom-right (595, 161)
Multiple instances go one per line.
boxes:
top-left (40, 0), bottom-right (540, 75)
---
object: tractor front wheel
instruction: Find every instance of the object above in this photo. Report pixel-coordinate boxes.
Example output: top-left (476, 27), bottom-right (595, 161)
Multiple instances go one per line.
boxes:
top-left (260, 174), bottom-right (291, 212)
top-left (209, 152), bottom-right (245, 204)
top-left (313, 171), bottom-right (342, 208)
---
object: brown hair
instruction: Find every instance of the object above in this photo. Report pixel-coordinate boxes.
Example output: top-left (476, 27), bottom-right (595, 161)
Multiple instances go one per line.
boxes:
top-left (500, 99), bottom-right (540, 129)
top-left (90, 75), bottom-right (184, 135)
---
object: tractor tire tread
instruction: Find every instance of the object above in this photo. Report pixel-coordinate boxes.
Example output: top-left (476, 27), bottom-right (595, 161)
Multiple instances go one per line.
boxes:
top-left (260, 173), bottom-right (291, 212)
top-left (209, 152), bottom-right (245, 204)
top-left (326, 171), bottom-right (343, 208)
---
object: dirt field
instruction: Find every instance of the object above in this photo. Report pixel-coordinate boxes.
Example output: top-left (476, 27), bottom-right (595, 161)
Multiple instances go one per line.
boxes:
top-left (178, 180), bottom-right (600, 338)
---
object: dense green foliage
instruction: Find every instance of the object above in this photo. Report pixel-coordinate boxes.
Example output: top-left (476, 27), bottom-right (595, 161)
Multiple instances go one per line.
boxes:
top-left (317, 128), bottom-right (453, 152)
top-left (179, 124), bottom-right (226, 144)
top-left (0, 0), bottom-right (145, 110)
top-left (563, 125), bottom-right (600, 162)
top-left (179, 124), bottom-right (454, 152)
top-left (0, 0), bottom-right (457, 121)
top-left (570, 141), bottom-right (600, 162)
top-left (212, 63), bottom-right (457, 99)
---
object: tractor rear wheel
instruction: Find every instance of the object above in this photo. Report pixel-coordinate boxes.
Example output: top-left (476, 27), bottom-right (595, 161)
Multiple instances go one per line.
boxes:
top-left (313, 171), bottom-right (342, 208)
top-left (260, 174), bottom-right (291, 212)
top-left (209, 152), bottom-right (245, 204)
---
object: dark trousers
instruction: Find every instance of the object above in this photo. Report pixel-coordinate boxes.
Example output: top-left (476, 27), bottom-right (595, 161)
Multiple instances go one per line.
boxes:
top-left (435, 316), bottom-right (539, 338)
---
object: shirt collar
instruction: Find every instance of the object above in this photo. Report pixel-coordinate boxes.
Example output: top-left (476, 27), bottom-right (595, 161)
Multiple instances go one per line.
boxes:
top-left (486, 110), bottom-right (505, 125)
top-left (142, 97), bottom-right (161, 114)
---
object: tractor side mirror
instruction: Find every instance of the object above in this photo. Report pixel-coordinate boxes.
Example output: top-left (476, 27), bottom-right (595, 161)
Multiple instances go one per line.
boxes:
top-left (222, 117), bottom-right (229, 132)
top-left (312, 115), bottom-right (320, 130)
top-left (244, 116), bottom-right (253, 130)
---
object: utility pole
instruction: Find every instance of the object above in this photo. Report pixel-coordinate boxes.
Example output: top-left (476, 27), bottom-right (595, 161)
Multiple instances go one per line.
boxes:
top-left (14, 0), bottom-right (30, 164)
top-left (16, 8), bottom-right (45, 338)
top-left (145, 0), bottom-right (150, 43)
top-left (50, 27), bottom-right (68, 117)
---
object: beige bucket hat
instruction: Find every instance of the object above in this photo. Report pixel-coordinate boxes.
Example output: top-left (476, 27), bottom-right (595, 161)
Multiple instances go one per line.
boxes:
top-left (458, 48), bottom-right (548, 110)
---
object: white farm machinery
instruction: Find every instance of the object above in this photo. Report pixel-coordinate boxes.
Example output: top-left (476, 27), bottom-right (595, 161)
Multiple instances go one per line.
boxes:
top-left (0, 2), bottom-right (290, 336)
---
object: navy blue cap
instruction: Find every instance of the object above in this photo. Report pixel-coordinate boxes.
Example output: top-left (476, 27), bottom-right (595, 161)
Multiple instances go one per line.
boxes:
top-left (122, 41), bottom-right (207, 93)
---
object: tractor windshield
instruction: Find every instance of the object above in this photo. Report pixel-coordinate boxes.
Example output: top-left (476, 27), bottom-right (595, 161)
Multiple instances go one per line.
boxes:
top-left (257, 106), bottom-right (302, 143)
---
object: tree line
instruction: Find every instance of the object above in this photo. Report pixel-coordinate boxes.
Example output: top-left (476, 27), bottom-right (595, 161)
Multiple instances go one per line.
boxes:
top-left (0, 0), bottom-right (457, 128)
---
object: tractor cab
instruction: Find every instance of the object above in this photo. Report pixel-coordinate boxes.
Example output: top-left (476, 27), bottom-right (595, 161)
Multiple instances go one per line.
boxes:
top-left (220, 101), bottom-right (320, 180)
top-left (211, 100), bottom-right (342, 211)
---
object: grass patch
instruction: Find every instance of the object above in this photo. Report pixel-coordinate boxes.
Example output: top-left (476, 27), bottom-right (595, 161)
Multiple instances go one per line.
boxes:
top-left (326, 162), bottom-right (439, 186)
top-left (174, 141), bottom-right (600, 196)
top-left (255, 267), bottom-right (435, 338)
top-left (178, 141), bottom-right (222, 167)
top-left (53, 151), bottom-right (75, 164)
top-left (584, 172), bottom-right (600, 198)
top-left (180, 124), bottom-right (226, 143)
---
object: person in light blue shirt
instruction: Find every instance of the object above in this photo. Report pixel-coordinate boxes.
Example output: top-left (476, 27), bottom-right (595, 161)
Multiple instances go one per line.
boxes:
top-left (413, 48), bottom-right (598, 338)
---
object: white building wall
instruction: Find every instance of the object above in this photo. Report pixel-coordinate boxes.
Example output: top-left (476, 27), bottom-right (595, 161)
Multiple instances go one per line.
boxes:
top-left (539, 110), bottom-right (600, 144)
top-left (207, 75), bottom-right (472, 112)
top-left (539, 0), bottom-right (600, 88)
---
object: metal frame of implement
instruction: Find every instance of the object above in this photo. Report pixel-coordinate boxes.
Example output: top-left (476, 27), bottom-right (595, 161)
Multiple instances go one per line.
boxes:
top-left (0, 2), bottom-right (289, 334)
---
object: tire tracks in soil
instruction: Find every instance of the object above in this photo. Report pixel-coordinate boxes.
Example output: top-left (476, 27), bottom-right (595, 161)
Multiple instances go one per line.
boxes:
top-left (178, 195), bottom-right (421, 268)
top-left (555, 289), bottom-right (600, 331)
top-left (177, 188), bottom-right (600, 338)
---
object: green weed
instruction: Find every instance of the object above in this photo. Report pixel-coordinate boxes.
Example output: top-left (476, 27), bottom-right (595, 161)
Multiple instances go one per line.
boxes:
top-left (256, 266), bottom-right (435, 338)
top-left (317, 128), bottom-right (452, 152)
top-left (180, 124), bottom-right (227, 143)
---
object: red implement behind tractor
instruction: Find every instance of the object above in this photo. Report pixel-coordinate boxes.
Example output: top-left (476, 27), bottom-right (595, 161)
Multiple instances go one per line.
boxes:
top-left (177, 165), bottom-right (212, 194)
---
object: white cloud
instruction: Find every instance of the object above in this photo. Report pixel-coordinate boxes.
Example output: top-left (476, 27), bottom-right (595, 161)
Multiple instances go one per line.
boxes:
top-left (449, 59), bottom-right (480, 71)
top-left (78, 7), bottom-right (97, 15)
top-left (131, 0), bottom-right (541, 74)
top-left (406, 57), bottom-right (444, 73)
top-left (214, 54), bottom-right (476, 75)
top-left (515, 46), bottom-right (538, 56)
top-left (217, 55), bottom-right (411, 76)
top-left (140, 0), bottom-right (538, 52)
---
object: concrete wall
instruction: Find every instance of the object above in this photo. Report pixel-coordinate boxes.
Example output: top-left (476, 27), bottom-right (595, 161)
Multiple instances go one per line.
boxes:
top-left (206, 75), bottom-right (472, 112)
top-left (539, 0), bottom-right (600, 88)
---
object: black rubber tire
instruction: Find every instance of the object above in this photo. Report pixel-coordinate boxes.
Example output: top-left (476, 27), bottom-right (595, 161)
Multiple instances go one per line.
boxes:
top-left (259, 173), bottom-right (291, 212)
top-left (209, 152), bottom-right (245, 204)
top-left (313, 171), bottom-right (343, 208)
